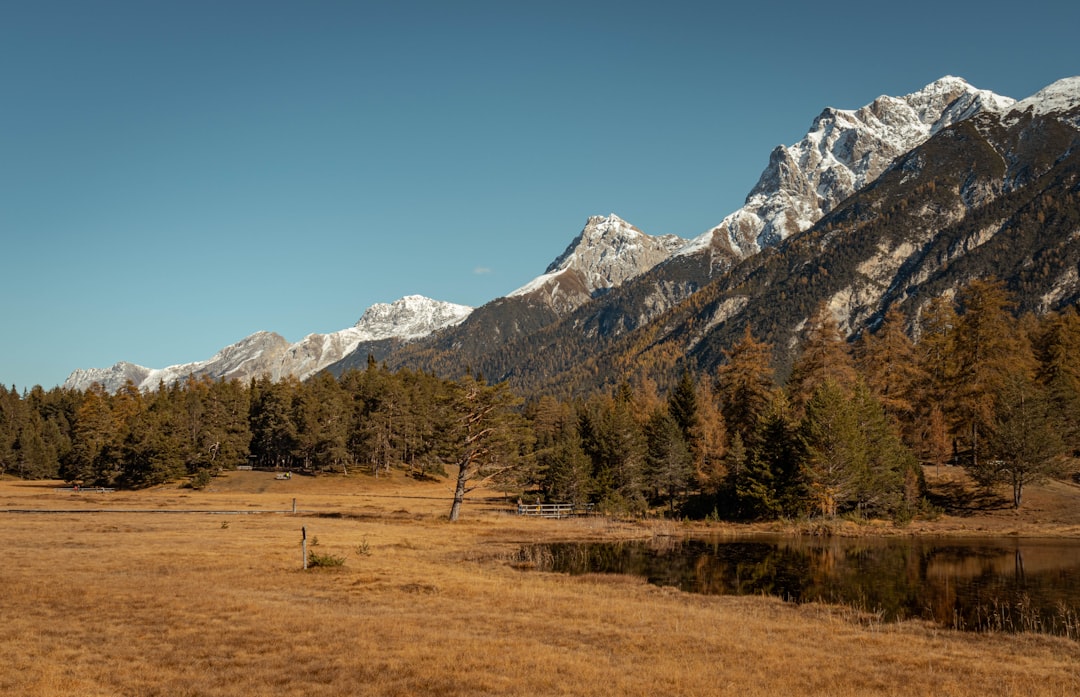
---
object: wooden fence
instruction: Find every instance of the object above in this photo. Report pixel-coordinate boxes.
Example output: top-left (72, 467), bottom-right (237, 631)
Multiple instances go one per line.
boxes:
top-left (516, 502), bottom-right (595, 518)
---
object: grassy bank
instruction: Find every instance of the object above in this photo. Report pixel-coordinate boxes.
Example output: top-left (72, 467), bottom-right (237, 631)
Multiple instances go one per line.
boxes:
top-left (1, 471), bottom-right (1078, 696)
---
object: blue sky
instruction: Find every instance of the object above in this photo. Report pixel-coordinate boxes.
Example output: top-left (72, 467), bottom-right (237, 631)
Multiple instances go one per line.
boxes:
top-left (2, 0), bottom-right (1078, 390)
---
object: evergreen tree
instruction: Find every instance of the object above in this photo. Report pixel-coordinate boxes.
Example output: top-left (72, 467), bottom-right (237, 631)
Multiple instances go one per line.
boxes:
top-left (731, 432), bottom-right (779, 519)
top-left (64, 385), bottom-right (118, 485)
top-left (0, 384), bottom-right (24, 476)
top-left (750, 394), bottom-right (805, 518)
top-left (119, 391), bottom-right (185, 488)
top-left (293, 372), bottom-right (349, 472)
top-left (579, 387), bottom-right (647, 514)
top-left (1034, 308), bottom-right (1080, 454)
top-left (667, 370), bottom-right (700, 452)
top-left (447, 376), bottom-right (526, 522)
top-left (248, 377), bottom-right (299, 470)
top-left (851, 381), bottom-right (921, 518)
top-left (643, 407), bottom-right (693, 514)
top-left (798, 380), bottom-right (867, 518)
top-left (539, 421), bottom-right (593, 506)
top-left (980, 369), bottom-right (1065, 508)
top-left (787, 304), bottom-right (858, 416)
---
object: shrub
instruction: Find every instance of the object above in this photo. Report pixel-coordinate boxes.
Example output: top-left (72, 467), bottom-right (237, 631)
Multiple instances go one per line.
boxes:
top-left (307, 550), bottom-right (345, 568)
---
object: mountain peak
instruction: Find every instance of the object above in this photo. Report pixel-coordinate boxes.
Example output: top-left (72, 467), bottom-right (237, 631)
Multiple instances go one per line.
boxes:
top-left (508, 214), bottom-right (686, 309)
top-left (680, 76), bottom-right (1012, 257)
top-left (1007, 76), bottom-right (1080, 120)
top-left (351, 295), bottom-right (473, 341)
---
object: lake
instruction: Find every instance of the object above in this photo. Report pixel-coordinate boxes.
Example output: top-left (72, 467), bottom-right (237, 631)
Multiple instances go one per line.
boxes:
top-left (526, 535), bottom-right (1080, 638)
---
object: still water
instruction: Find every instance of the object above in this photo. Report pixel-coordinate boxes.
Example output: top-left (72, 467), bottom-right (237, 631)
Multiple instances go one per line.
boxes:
top-left (528, 536), bottom-right (1080, 637)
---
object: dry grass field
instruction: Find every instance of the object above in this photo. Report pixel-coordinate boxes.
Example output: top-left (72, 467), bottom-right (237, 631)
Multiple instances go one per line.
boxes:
top-left (2, 469), bottom-right (1079, 696)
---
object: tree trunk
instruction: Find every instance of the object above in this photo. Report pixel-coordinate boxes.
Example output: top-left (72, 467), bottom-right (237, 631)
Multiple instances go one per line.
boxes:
top-left (448, 461), bottom-right (469, 521)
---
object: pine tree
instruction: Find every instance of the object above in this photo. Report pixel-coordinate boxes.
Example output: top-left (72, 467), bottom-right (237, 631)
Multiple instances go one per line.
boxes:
top-left (667, 370), bottom-right (700, 448)
top-left (1034, 308), bottom-right (1080, 454)
top-left (981, 369), bottom-right (1065, 508)
top-left (798, 380), bottom-right (867, 518)
top-left (579, 387), bottom-right (647, 513)
top-left (752, 394), bottom-right (805, 518)
top-left (540, 421), bottom-right (593, 507)
top-left (248, 377), bottom-right (299, 470)
top-left (716, 326), bottom-right (777, 453)
top-left (851, 381), bottom-right (921, 519)
top-left (447, 376), bottom-right (526, 522)
top-left (787, 304), bottom-right (857, 416)
top-left (643, 407), bottom-right (693, 514)
top-left (64, 385), bottom-right (117, 485)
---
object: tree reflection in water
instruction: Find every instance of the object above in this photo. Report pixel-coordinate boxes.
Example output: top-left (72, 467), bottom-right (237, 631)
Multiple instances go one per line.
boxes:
top-left (528, 537), bottom-right (1080, 638)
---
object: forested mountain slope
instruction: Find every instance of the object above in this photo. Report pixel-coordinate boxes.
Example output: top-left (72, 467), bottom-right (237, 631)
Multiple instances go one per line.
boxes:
top-left (536, 79), bottom-right (1080, 394)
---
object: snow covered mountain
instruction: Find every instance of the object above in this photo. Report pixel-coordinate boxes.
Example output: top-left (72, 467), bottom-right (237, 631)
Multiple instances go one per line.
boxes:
top-left (64, 75), bottom-right (1080, 400)
top-left (64, 296), bottom-right (472, 393)
top-left (679, 76), bottom-right (1015, 259)
top-left (365, 75), bottom-right (1080, 396)
top-left (508, 213), bottom-right (687, 314)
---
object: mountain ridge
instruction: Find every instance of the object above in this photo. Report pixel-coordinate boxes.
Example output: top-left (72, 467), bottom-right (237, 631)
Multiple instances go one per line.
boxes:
top-left (63, 296), bottom-right (472, 392)
top-left (64, 75), bottom-right (1080, 399)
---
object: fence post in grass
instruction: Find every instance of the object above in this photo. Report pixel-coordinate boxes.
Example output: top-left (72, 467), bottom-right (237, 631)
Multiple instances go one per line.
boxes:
top-left (292, 498), bottom-right (297, 514)
top-left (302, 525), bottom-right (308, 570)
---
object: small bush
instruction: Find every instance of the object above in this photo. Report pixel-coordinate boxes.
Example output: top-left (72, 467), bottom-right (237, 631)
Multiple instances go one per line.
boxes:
top-left (187, 469), bottom-right (213, 490)
top-left (307, 550), bottom-right (345, 568)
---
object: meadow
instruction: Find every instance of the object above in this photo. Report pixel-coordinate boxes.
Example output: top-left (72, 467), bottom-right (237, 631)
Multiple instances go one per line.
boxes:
top-left (1, 470), bottom-right (1078, 696)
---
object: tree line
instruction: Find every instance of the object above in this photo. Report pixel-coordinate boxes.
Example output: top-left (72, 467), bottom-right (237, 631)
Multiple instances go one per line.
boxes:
top-left (2, 279), bottom-right (1077, 519)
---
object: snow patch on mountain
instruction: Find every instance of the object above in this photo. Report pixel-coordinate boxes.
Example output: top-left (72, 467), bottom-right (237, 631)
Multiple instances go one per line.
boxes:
top-left (678, 76), bottom-right (1015, 258)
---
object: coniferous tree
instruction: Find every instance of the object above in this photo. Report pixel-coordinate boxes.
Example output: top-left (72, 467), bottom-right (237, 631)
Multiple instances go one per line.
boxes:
top-left (64, 385), bottom-right (118, 485)
top-left (667, 370), bottom-right (700, 453)
top-left (915, 294), bottom-right (961, 462)
top-left (787, 304), bottom-right (858, 416)
top-left (293, 372), bottom-right (349, 472)
top-left (248, 376), bottom-right (299, 470)
top-left (856, 307), bottom-right (926, 442)
top-left (539, 420), bottom-right (593, 507)
top-left (447, 375), bottom-right (527, 522)
top-left (1034, 308), bottom-right (1080, 454)
top-left (643, 407), bottom-right (693, 514)
top-left (952, 279), bottom-right (1031, 471)
top-left (979, 369), bottom-right (1065, 508)
top-left (798, 379), bottom-right (867, 518)
top-left (716, 326), bottom-right (777, 453)
top-left (692, 380), bottom-right (727, 495)
top-left (750, 393), bottom-right (805, 518)
top-left (851, 381), bottom-right (921, 518)
top-left (119, 390), bottom-right (185, 488)
top-left (0, 385), bottom-right (24, 477)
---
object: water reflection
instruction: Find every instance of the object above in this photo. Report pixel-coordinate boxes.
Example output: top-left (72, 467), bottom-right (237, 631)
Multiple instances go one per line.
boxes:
top-left (529, 536), bottom-right (1080, 638)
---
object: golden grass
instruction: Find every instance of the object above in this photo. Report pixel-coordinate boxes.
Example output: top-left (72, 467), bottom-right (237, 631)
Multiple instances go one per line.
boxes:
top-left (2, 472), bottom-right (1079, 696)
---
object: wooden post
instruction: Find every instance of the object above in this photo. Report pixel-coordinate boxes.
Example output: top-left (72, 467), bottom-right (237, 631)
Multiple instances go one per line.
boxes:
top-left (292, 498), bottom-right (297, 514)
top-left (302, 526), bottom-right (308, 570)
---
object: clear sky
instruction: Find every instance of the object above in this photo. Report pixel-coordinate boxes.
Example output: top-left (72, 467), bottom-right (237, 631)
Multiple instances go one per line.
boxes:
top-left (2, 0), bottom-right (1078, 390)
